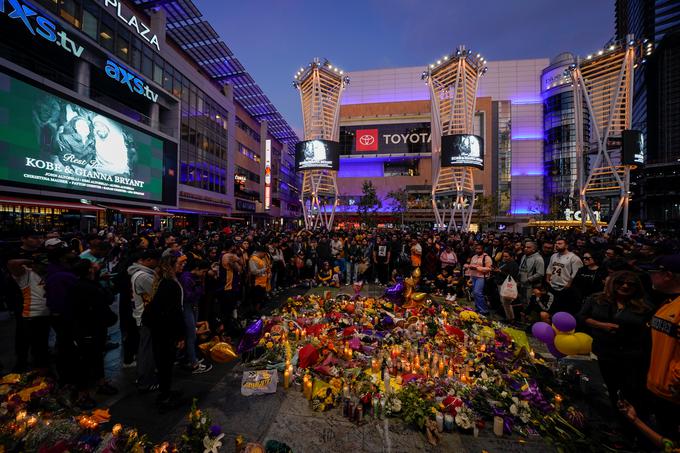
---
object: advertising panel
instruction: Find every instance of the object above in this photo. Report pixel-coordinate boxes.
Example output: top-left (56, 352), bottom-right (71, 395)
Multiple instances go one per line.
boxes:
top-left (295, 139), bottom-right (339, 171)
top-left (0, 71), bottom-right (177, 204)
top-left (264, 139), bottom-right (271, 210)
top-left (339, 123), bottom-right (431, 154)
top-left (441, 134), bottom-right (484, 169)
top-left (622, 130), bottom-right (644, 166)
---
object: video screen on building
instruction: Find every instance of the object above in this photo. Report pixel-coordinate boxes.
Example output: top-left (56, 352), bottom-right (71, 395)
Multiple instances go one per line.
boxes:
top-left (441, 134), bottom-right (484, 169)
top-left (622, 129), bottom-right (644, 166)
top-left (295, 139), bottom-right (340, 171)
top-left (0, 71), bottom-right (177, 205)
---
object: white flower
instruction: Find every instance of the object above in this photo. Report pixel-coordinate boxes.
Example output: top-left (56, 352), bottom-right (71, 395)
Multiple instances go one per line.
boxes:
top-left (511, 397), bottom-right (519, 405)
top-left (520, 412), bottom-right (531, 423)
top-left (203, 433), bottom-right (224, 453)
top-left (509, 404), bottom-right (518, 416)
top-left (500, 391), bottom-right (508, 398)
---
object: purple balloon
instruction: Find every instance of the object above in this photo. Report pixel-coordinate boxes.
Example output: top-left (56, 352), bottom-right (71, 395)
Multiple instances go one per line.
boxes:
top-left (383, 282), bottom-right (405, 303)
top-left (552, 312), bottom-right (577, 333)
top-left (237, 319), bottom-right (264, 354)
top-left (547, 342), bottom-right (565, 359)
top-left (531, 322), bottom-right (556, 344)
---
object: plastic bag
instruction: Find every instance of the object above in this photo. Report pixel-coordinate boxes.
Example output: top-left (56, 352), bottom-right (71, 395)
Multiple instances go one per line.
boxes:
top-left (499, 275), bottom-right (518, 300)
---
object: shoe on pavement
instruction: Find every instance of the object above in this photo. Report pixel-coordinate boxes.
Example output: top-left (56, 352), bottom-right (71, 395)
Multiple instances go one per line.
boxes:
top-left (122, 360), bottom-right (137, 369)
top-left (191, 363), bottom-right (212, 374)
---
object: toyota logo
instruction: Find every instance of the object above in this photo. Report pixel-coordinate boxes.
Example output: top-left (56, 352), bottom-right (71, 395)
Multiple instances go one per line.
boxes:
top-left (359, 134), bottom-right (375, 146)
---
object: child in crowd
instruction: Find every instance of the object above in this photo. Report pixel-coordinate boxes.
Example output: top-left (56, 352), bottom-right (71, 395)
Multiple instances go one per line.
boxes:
top-left (316, 261), bottom-right (334, 287)
top-left (521, 284), bottom-right (554, 324)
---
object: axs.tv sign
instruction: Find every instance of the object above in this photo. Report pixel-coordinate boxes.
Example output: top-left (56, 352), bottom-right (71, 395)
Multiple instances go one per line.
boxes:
top-left (1, 0), bottom-right (83, 57)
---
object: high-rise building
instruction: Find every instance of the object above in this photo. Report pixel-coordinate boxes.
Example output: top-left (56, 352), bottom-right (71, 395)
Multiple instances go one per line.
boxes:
top-left (540, 53), bottom-right (590, 218)
top-left (616, 0), bottom-right (680, 226)
top-left (333, 58), bottom-right (547, 230)
top-left (0, 0), bottom-right (300, 232)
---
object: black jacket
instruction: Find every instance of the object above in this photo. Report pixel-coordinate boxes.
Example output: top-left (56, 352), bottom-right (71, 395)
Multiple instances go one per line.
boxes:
top-left (70, 278), bottom-right (115, 344)
top-left (145, 278), bottom-right (185, 341)
top-left (577, 293), bottom-right (653, 360)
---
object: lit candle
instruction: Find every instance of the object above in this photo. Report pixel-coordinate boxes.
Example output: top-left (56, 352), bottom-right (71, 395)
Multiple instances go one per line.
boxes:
top-left (283, 369), bottom-right (291, 389)
top-left (438, 361), bottom-right (444, 376)
top-left (16, 411), bottom-right (27, 422)
top-left (26, 416), bottom-right (37, 428)
top-left (302, 374), bottom-right (310, 395)
top-left (371, 358), bottom-right (380, 373)
top-left (301, 329), bottom-right (306, 340)
top-left (529, 350), bottom-right (536, 360)
top-left (343, 383), bottom-right (350, 398)
top-left (447, 368), bottom-right (454, 379)
top-left (554, 394), bottom-right (563, 411)
top-left (436, 411), bottom-right (444, 432)
top-left (305, 378), bottom-right (313, 400)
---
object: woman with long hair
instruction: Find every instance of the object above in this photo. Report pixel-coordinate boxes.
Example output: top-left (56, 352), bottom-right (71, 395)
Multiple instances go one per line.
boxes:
top-left (578, 271), bottom-right (653, 412)
top-left (145, 253), bottom-right (186, 411)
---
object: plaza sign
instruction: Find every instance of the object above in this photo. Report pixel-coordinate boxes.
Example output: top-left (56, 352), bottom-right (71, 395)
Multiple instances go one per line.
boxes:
top-left (105, 59), bottom-right (158, 102)
top-left (103, 0), bottom-right (160, 51)
top-left (1, 0), bottom-right (84, 57)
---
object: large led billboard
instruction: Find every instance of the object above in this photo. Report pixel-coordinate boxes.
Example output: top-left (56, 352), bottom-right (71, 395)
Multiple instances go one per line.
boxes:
top-left (295, 139), bottom-right (340, 171)
top-left (622, 129), bottom-right (644, 166)
top-left (0, 71), bottom-right (177, 205)
top-left (339, 122), bottom-right (431, 154)
top-left (441, 134), bottom-right (484, 169)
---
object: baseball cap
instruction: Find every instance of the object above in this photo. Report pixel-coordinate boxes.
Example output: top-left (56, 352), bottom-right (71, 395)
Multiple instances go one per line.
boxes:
top-left (639, 254), bottom-right (680, 273)
top-left (44, 238), bottom-right (65, 248)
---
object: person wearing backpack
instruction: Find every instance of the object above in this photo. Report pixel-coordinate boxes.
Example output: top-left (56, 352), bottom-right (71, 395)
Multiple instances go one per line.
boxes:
top-left (127, 249), bottom-right (160, 393)
top-left (464, 243), bottom-right (493, 316)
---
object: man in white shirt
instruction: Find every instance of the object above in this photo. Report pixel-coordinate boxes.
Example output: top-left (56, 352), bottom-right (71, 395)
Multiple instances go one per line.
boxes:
top-left (546, 238), bottom-right (583, 315)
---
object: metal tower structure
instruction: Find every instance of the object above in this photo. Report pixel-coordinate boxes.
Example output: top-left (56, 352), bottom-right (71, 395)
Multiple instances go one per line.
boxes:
top-left (424, 46), bottom-right (487, 232)
top-left (571, 36), bottom-right (646, 233)
top-left (293, 59), bottom-right (349, 230)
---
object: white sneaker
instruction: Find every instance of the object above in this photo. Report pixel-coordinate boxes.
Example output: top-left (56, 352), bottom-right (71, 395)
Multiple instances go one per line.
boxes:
top-left (374, 279), bottom-right (379, 284)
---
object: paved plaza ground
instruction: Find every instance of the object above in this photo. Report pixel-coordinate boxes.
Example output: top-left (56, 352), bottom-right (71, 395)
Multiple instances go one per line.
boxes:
top-left (0, 285), bottom-right (629, 452)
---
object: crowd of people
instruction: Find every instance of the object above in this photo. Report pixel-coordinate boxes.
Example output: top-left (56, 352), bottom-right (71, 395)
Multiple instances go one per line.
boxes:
top-left (0, 224), bottom-right (678, 446)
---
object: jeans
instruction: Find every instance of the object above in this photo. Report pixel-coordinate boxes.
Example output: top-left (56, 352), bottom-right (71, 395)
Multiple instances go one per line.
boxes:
top-left (183, 303), bottom-right (197, 365)
top-left (471, 276), bottom-right (488, 314)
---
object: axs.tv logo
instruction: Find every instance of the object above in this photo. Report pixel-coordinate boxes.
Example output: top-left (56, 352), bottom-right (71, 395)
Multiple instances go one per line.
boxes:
top-left (1, 0), bottom-right (84, 57)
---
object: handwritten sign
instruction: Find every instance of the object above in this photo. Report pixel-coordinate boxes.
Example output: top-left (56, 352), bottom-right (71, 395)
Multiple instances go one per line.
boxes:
top-left (241, 370), bottom-right (278, 396)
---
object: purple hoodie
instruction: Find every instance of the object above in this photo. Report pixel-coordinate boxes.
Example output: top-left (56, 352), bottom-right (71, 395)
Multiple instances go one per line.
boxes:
top-left (178, 271), bottom-right (204, 308)
top-left (45, 263), bottom-right (78, 318)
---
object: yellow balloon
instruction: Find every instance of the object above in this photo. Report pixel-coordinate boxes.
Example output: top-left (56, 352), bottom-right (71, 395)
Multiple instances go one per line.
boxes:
top-left (554, 334), bottom-right (581, 356)
top-left (412, 292), bottom-right (427, 302)
top-left (412, 268), bottom-right (421, 279)
top-left (573, 332), bottom-right (593, 355)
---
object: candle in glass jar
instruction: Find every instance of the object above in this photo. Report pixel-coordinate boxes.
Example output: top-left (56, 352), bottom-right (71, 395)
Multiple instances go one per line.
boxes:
top-left (371, 358), bottom-right (379, 373)
top-left (302, 375), bottom-right (310, 395)
top-left (493, 416), bottom-right (504, 436)
top-left (435, 412), bottom-right (444, 432)
top-left (447, 368), bottom-right (454, 379)
top-left (444, 414), bottom-right (454, 432)
top-left (343, 383), bottom-right (350, 398)
top-left (305, 379), bottom-right (313, 400)
top-left (283, 369), bottom-right (290, 389)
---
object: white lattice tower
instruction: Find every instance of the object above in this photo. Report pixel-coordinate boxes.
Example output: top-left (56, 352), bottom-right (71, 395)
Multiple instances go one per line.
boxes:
top-left (571, 36), bottom-right (644, 233)
top-left (293, 59), bottom-right (349, 230)
top-left (425, 46), bottom-right (486, 232)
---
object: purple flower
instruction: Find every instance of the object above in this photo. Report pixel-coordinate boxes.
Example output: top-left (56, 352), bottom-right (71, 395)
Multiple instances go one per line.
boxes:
top-left (209, 425), bottom-right (222, 437)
